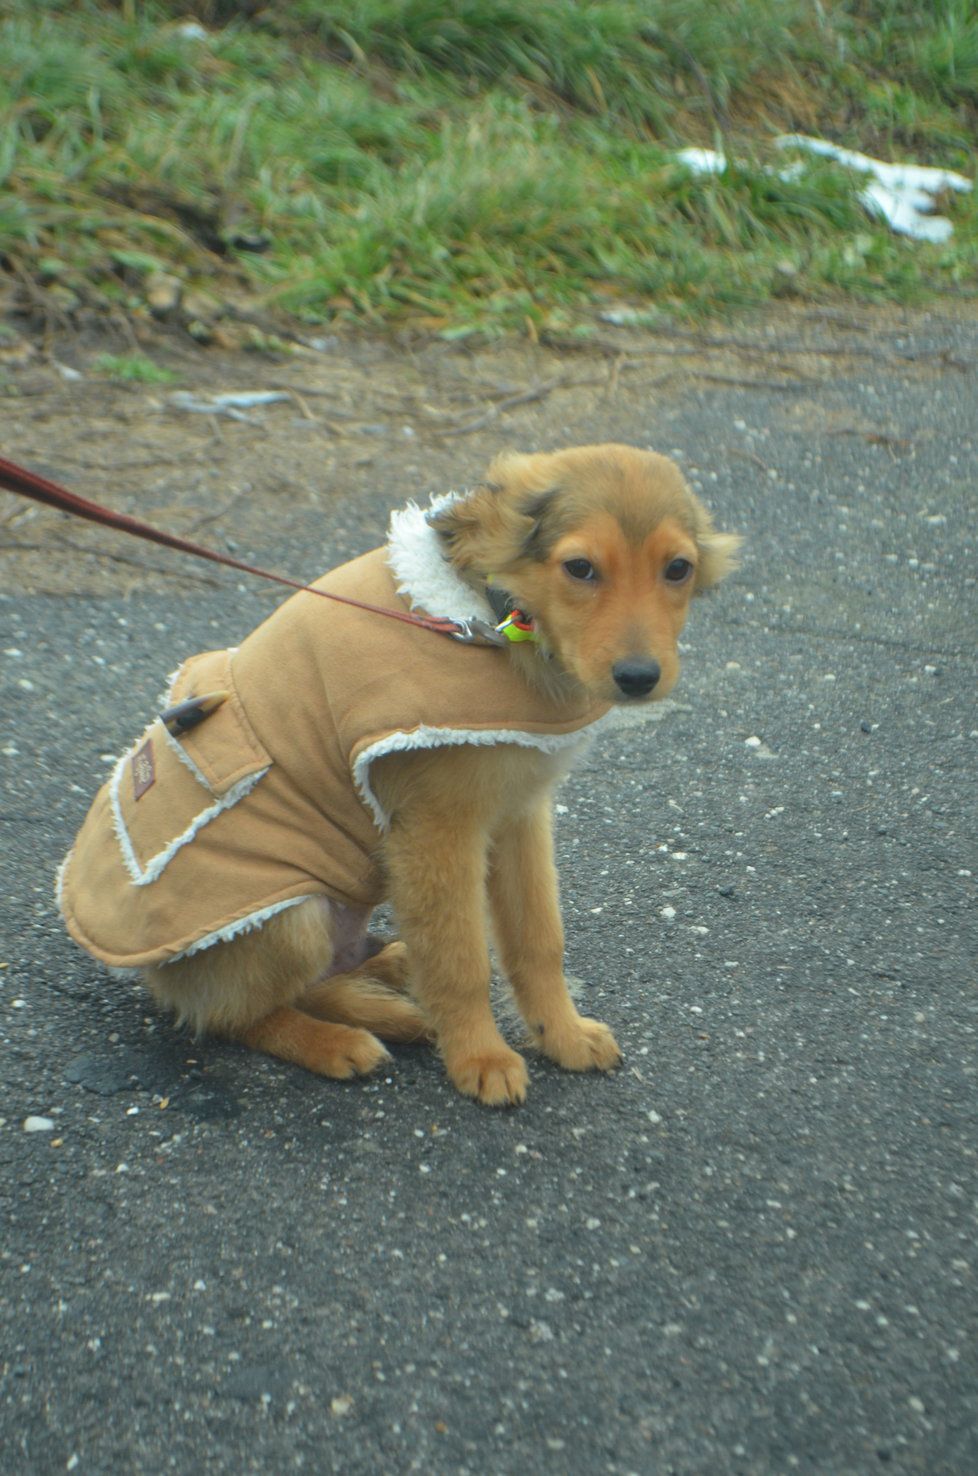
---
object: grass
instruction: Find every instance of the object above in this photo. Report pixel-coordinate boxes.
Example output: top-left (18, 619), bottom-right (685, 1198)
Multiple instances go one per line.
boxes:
top-left (92, 352), bottom-right (179, 383)
top-left (0, 0), bottom-right (975, 340)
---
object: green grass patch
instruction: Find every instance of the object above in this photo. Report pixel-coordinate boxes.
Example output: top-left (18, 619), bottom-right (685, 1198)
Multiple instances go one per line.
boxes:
top-left (0, 0), bottom-right (975, 338)
top-left (93, 352), bottom-right (179, 383)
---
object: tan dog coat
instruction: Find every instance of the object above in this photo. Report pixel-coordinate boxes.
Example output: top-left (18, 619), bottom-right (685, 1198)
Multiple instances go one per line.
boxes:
top-left (58, 502), bottom-right (610, 968)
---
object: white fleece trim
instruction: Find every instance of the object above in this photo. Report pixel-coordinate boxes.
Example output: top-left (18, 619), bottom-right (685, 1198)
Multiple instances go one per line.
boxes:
top-left (353, 718), bottom-right (612, 831)
top-left (386, 493), bottom-right (496, 625)
top-left (160, 720), bottom-right (211, 788)
top-left (108, 728), bottom-right (270, 887)
top-left (54, 849), bottom-right (72, 911)
top-left (107, 741), bottom-right (147, 883)
top-left (154, 664), bottom-right (184, 711)
top-left (165, 894), bottom-right (317, 962)
top-left (158, 651), bottom-right (237, 711)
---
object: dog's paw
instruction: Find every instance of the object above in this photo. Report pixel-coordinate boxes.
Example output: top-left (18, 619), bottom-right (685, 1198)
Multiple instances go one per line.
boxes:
top-left (447, 1047), bottom-right (529, 1107)
top-left (540, 1016), bottom-right (622, 1074)
top-left (310, 1023), bottom-right (392, 1080)
top-left (239, 1010), bottom-right (392, 1079)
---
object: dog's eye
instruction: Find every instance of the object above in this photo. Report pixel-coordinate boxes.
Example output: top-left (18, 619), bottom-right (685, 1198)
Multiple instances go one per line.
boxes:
top-left (664, 557), bottom-right (693, 584)
top-left (563, 558), bottom-right (596, 582)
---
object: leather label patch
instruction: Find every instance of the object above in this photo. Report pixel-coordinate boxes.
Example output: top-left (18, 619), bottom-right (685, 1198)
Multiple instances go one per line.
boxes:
top-left (131, 738), bottom-right (156, 801)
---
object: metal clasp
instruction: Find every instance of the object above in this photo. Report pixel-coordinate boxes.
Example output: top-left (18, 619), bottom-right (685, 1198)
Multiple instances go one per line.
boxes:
top-left (450, 617), bottom-right (508, 647)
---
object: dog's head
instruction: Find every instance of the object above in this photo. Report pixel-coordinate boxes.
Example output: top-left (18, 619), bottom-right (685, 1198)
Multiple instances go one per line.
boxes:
top-left (430, 443), bottom-right (740, 704)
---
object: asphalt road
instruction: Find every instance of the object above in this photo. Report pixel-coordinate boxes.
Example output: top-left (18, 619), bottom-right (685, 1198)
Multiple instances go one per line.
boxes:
top-left (2, 311), bottom-right (976, 1475)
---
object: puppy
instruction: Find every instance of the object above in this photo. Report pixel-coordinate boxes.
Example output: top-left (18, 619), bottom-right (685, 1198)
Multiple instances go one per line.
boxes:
top-left (58, 444), bottom-right (739, 1106)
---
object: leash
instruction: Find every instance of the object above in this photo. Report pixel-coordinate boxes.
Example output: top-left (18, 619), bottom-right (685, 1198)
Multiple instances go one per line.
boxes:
top-left (0, 453), bottom-right (507, 647)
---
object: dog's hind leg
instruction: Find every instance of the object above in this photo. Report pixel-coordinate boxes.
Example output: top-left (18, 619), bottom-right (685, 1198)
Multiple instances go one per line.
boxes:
top-left (143, 897), bottom-right (391, 1079)
top-left (298, 942), bottom-right (433, 1043)
top-left (236, 1005), bottom-right (391, 1078)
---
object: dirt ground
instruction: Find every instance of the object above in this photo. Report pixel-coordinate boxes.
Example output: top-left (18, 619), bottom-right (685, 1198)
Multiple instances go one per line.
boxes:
top-left (1, 299), bottom-right (974, 598)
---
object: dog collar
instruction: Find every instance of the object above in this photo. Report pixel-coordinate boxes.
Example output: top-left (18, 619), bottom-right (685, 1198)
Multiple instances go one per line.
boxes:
top-left (485, 580), bottom-right (539, 644)
top-left (495, 609), bottom-right (538, 643)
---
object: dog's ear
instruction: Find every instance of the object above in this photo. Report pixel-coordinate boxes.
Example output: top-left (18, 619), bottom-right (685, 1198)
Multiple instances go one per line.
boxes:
top-left (690, 495), bottom-right (742, 591)
top-left (428, 452), bottom-right (561, 572)
top-left (427, 483), bottom-right (514, 572)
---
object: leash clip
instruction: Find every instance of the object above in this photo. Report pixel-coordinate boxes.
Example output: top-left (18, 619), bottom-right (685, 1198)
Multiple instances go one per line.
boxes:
top-left (450, 617), bottom-right (508, 647)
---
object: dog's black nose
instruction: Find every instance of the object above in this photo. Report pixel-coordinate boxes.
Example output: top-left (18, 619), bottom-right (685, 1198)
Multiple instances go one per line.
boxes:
top-left (612, 659), bottom-right (661, 698)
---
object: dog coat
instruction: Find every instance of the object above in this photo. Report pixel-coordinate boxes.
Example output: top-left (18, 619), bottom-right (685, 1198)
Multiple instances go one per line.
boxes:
top-left (58, 499), bottom-right (611, 968)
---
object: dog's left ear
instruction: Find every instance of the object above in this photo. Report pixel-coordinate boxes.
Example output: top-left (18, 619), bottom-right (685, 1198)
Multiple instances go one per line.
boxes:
top-left (428, 465), bottom-right (546, 573)
top-left (427, 484), bottom-right (508, 571)
top-left (690, 496), bottom-right (742, 591)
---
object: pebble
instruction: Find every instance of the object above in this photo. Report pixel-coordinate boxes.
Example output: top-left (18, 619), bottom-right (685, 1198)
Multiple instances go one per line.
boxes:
top-left (23, 1116), bottom-right (55, 1133)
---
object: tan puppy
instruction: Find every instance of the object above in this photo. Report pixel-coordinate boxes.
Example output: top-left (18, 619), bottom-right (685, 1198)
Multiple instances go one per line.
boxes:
top-left (63, 445), bottom-right (739, 1106)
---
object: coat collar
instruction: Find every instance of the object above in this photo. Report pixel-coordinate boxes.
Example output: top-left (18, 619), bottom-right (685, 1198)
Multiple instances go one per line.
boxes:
top-left (385, 494), bottom-right (497, 627)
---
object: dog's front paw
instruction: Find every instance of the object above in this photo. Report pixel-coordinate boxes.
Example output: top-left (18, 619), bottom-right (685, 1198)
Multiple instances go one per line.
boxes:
top-left (540, 1015), bottom-right (622, 1074)
top-left (446, 1047), bottom-right (529, 1107)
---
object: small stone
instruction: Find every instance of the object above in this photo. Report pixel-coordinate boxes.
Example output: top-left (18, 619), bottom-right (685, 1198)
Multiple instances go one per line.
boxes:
top-left (145, 271), bottom-right (183, 315)
top-left (209, 324), bottom-right (250, 351)
top-left (46, 284), bottom-right (80, 313)
top-left (182, 288), bottom-right (221, 322)
top-left (23, 1116), bottom-right (55, 1132)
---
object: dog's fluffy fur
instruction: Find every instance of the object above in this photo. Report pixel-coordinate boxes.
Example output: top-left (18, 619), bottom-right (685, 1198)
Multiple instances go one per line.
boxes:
top-left (142, 445), bottom-right (739, 1106)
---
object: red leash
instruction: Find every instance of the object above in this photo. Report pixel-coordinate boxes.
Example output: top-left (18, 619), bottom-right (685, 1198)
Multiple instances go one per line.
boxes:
top-left (0, 453), bottom-right (504, 646)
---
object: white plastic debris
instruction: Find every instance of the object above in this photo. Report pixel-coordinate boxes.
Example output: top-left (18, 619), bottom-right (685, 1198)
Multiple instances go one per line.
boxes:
top-left (598, 306), bottom-right (654, 326)
top-left (207, 391), bottom-right (293, 408)
top-left (675, 139), bottom-right (972, 243)
top-left (777, 135), bottom-right (972, 243)
top-left (675, 147), bottom-right (727, 177)
top-left (168, 390), bottom-right (292, 422)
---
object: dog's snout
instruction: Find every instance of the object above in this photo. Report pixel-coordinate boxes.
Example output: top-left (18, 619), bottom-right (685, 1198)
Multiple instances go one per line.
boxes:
top-left (612, 659), bottom-right (661, 698)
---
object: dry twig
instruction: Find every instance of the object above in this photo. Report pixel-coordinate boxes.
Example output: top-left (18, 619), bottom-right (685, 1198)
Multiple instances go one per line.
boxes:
top-left (435, 375), bottom-right (568, 437)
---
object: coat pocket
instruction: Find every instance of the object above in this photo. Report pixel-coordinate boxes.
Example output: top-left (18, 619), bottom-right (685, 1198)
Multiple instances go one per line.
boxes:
top-left (111, 649), bottom-right (271, 886)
